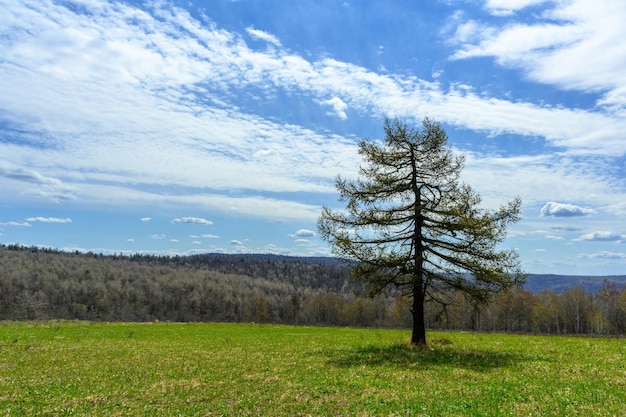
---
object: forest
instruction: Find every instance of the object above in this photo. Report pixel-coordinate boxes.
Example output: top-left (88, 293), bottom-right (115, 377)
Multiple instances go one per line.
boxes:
top-left (1, 244), bottom-right (625, 335)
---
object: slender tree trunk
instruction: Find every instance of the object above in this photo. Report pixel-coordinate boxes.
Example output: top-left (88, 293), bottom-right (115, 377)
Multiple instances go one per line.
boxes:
top-left (411, 280), bottom-right (426, 345)
top-left (410, 148), bottom-right (427, 345)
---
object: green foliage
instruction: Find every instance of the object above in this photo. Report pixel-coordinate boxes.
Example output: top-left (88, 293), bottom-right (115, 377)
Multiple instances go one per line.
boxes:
top-left (1, 322), bottom-right (625, 416)
top-left (320, 118), bottom-right (524, 344)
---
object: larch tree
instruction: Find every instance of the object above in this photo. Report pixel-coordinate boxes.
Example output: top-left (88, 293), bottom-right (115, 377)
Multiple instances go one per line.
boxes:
top-left (318, 118), bottom-right (525, 345)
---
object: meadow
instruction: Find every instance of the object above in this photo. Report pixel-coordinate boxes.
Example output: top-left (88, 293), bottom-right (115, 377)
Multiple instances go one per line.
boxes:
top-left (0, 321), bottom-right (624, 416)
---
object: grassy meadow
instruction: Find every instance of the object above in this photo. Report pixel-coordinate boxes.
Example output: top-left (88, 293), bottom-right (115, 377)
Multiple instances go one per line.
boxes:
top-left (0, 321), bottom-right (625, 416)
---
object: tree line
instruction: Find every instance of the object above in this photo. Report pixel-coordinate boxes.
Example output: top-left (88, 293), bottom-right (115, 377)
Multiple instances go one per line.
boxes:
top-left (1, 244), bottom-right (625, 335)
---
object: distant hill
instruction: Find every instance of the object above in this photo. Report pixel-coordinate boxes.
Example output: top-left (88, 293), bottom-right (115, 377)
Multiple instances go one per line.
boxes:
top-left (3, 244), bottom-right (623, 294)
top-left (523, 274), bottom-right (626, 293)
top-left (187, 253), bottom-right (626, 293)
top-left (186, 252), bottom-right (626, 293)
top-left (2, 244), bottom-right (625, 334)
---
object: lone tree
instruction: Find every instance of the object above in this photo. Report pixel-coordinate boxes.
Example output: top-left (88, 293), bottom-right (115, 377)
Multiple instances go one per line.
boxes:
top-left (319, 118), bottom-right (525, 345)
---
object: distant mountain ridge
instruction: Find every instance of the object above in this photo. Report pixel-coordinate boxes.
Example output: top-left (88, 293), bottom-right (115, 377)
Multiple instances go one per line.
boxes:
top-left (523, 274), bottom-right (626, 293)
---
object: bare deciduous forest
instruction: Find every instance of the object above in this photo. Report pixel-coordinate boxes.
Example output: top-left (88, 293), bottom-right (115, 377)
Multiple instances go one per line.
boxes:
top-left (1, 244), bottom-right (625, 335)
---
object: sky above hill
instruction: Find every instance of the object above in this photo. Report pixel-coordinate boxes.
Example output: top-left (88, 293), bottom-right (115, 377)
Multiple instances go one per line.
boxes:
top-left (1, 0), bottom-right (626, 275)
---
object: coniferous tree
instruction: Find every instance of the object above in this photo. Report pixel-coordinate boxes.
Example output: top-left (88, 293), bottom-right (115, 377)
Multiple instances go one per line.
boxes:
top-left (319, 118), bottom-right (525, 344)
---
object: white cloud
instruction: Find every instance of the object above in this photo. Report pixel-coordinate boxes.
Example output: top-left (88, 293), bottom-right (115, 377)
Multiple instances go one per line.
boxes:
top-left (201, 234), bottom-right (219, 239)
top-left (246, 27), bottom-right (282, 47)
top-left (450, 19), bottom-right (492, 44)
top-left (292, 229), bottom-right (317, 238)
top-left (484, 0), bottom-right (551, 16)
top-left (2, 0), bottom-right (625, 217)
top-left (462, 153), bottom-right (623, 212)
top-left (151, 234), bottom-right (166, 239)
top-left (451, 0), bottom-right (626, 110)
top-left (230, 240), bottom-right (243, 246)
top-left (0, 221), bottom-right (31, 227)
top-left (581, 251), bottom-right (626, 260)
top-left (0, 164), bottom-right (77, 203)
top-left (68, 183), bottom-right (324, 222)
top-left (550, 226), bottom-right (583, 232)
top-left (574, 231), bottom-right (625, 242)
top-left (540, 202), bottom-right (595, 217)
top-left (603, 202), bottom-right (626, 216)
top-left (322, 97), bottom-right (348, 120)
top-left (26, 217), bottom-right (72, 223)
top-left (141, 217), bottom-right (152, 222)
top-left (171, 217), bottom-right (213, 225)
top-left (0, 0), bottom-right (625, 264)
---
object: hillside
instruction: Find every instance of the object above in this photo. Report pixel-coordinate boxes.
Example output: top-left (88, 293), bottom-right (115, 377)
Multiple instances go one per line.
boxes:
top-left (141, 250), bottom-right (626, 293)
top-left (1, 244), bottom-right (625, 335)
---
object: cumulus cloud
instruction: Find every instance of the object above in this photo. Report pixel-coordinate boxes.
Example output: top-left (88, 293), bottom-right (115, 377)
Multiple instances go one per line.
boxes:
top-left (26, 217), bottom-right (72, 223)
top-left (230, 240), bottom-right (243, 245)
top-left (574, 231), bottom-right (625, 242)
top-left (540, 202), bottom-right (595, 217)
top-left (151, 234), bottom-right (166, 239)
top-left (291, 229), bottom-right (317, 238)
top-left (171, 217), bottom-right (213, 225)
top-left (322, 97), bottom-right (348, 120)
top-left (141, 217), bottom-right (152, 222)
top-left (201, 234), bottom-right (219, 239)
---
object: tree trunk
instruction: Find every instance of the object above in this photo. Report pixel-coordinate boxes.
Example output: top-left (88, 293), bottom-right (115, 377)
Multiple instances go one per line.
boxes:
top-left (411, 282), bottom-right (426, 345)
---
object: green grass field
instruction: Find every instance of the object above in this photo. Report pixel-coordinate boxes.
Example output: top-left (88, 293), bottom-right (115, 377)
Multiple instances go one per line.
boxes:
top-left (1, 321), bottom-right (624, 416)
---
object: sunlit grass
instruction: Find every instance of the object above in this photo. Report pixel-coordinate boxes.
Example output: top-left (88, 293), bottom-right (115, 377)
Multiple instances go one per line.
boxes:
top-left (1, 321), bottom-right (625, 415)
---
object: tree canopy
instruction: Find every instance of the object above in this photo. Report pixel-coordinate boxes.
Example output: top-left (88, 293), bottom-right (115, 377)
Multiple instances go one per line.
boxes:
top-left (319, 118), bottom-right (525, 344)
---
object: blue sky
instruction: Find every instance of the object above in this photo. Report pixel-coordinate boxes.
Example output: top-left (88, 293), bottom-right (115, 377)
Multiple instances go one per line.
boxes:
top-left (1, 0), bottom-right (626, 275)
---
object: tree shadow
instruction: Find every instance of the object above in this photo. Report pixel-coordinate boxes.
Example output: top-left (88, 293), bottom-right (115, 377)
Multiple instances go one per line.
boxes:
top-left (326, 339), bottom-right (525, 373)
